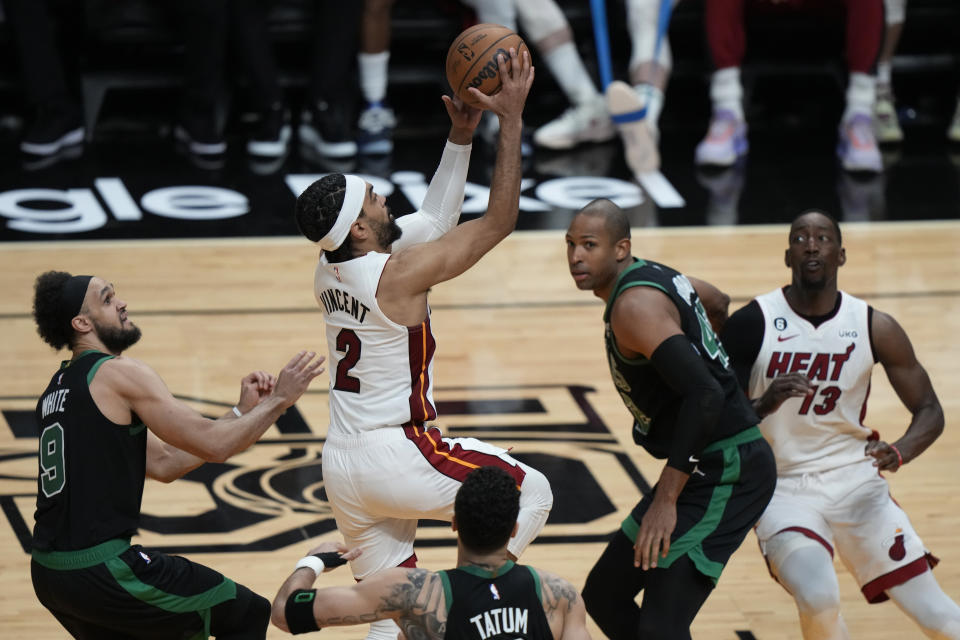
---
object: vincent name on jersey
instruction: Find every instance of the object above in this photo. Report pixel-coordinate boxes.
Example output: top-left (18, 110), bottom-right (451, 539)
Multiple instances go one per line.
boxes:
top-left (40, 389), bottom-right (70, 419)
top-left (468, 607), bottom-right (530, 639)
top-left (317, 287), bottom-right (371, 323)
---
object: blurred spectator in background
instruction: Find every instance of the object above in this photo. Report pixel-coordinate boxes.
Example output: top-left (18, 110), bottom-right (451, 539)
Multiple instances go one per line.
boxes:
top-left (533, 0), bottom-right (677, 177)
top-left (696, 0), bottom-right (885, 174)
top-left (298, 2), bottom-right (364, 161)
top-left (356, 0), bottom-right (396, 155)
top-left (173, 0), bottom-right (290, 159)
top-left (4, 0), bottom-right (86, 157)
top-left (873, 0), bottom-right (905, 143)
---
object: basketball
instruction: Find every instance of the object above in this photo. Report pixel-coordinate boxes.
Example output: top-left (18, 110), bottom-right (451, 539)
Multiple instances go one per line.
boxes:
top-left (445, 23), bottom-right (528, 108)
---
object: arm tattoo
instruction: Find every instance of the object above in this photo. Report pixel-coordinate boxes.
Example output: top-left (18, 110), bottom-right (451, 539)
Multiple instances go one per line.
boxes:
top-left (315, 570), bottom-right (447, 632)
top-left (384, 569), bottom-right (447, 640)
top-left (540, 572), bottom-right (579, 625)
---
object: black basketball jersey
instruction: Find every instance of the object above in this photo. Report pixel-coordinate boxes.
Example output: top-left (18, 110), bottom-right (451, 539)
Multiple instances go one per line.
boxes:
top-left (604, 259), bottom-right (759, 458)
top-left (32, 350), bottom-right (147, 551)
top-left (439, 561), bottom-right (552, 640)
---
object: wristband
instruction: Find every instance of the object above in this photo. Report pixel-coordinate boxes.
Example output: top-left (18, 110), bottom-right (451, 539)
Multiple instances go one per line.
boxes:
top-left (314, 551), bottom-right (348, 569)
top-left (890, 444), bottom-right (904, 469)
top-left (294, 555), bottom-right (325, 576)
top-left (232, 406), bottom-right (242, 417)
top-left (285, 589), bottom-right (320, 634)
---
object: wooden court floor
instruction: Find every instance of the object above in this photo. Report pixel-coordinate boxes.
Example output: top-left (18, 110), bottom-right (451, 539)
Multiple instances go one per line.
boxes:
top-left (1, 221), bottom-right (959, 639)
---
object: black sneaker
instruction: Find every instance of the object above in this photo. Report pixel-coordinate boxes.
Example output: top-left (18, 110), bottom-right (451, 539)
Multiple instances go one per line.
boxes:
top-left (175, 110), bottom-right (226, 156)
top-left (299, 100), bottom-right (357, 159)
top-left (21, 101), bottom-right (85, 156)
top-left (356, 102), bottom-right (396, 155)
top-left (247, 102), bottom-right (291, 158)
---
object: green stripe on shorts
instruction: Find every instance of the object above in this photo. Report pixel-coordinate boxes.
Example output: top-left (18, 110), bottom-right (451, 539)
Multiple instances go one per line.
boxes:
top-left (620, 429), bottom-right (753, 583)
top-left (105, 556), bottom-right (237, 639)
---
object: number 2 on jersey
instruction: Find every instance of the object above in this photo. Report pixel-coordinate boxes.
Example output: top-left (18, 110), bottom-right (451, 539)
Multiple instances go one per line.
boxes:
top-left (334, 329), bottom-right (361, 393)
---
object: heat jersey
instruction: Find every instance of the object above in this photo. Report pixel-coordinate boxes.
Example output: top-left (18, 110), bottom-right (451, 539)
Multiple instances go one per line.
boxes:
top-left (315, 251), bottom-right (436, 435)
top-left (749, 288), bottom-right (875, 475)
top-left (32, 351), bottom-right (146, 551)
top-left (439, 561), bottom-right (553, 640)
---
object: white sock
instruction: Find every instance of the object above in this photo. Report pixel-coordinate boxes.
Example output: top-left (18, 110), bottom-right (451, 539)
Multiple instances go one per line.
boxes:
top-left (710, 67), bottom-right (743, 121)
top-left (634, 83), bottom-right (664, 128)
top-left (359, 51), bottom-right (390, 105)
top-left (543, 42), bottom-right (600, 106)
top-left (843, 72), bottom-right (876, 122)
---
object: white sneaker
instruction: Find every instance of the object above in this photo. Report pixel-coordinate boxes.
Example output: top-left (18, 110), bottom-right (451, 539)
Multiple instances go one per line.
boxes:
top-left (949, 100), bottom-right (960, 143)
top-left (837, 114), bottom-right (882, 173)
top-left (605, 80), bottom-right (660, 174)
top-left (694, 110), bottom-right (747, 168)
top-left (533, 95), bottom-right (614, 150)
top-left (874, 93), bottom-right (903, 143)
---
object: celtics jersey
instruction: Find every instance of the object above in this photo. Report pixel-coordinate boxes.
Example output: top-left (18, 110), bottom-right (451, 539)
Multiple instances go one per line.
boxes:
top-left (604, 259), bottom-right (759, 459)
top-left (439, 561), bottom-right (552, 640)
top-left (32, 351), bottom-right (147, 551)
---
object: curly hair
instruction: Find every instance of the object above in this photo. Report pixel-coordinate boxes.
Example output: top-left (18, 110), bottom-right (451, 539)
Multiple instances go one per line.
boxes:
top-left (455, 466), bottom-right (521, 553)
top-left (294, 173), bottom-right (356, 263)
top-left (33, 270), bottom-right (76, 350)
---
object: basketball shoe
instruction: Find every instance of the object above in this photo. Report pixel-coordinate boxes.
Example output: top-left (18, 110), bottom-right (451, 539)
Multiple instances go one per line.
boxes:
top-left (299, 100), bottom-right (357, 159)
top-left (533, 95), bottom-right (614, 150)
top-left (695, 110), bottom-right (747, 167)
top-left (247, 102), bottom-right (291, 158)
top-left (837, 113), bottom-right (882, 173)
top-left (20, 100), bottom-right (85, 156)
top-left (357, 102), bottom-right (396, 155)
top-left (873, 92), bottom-right (903, 144)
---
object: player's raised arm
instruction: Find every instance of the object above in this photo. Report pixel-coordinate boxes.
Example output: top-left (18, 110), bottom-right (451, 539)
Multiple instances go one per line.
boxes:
top-left (379, 47), bottom-right (534, 297)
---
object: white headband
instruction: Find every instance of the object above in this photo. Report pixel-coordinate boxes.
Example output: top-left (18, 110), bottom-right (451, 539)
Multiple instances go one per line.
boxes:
top-left (317, 174), bottom-right (366, 251)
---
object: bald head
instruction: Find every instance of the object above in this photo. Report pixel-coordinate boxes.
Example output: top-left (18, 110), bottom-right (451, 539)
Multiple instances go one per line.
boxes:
top-left (575, 199), bottom-right (630, 243)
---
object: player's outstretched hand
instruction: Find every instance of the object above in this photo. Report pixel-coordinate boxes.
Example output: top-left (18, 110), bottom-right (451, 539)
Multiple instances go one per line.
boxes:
top-left (236, 370), bottom-right (276, 414)
top-left (305, 541), bottom-right (363, 572)
top-left (272, 351), bottom-right (326, 408)
top-left (441, 93), bottom-right (483, 136)
top-left (467, 47), bottom-right (534, 122)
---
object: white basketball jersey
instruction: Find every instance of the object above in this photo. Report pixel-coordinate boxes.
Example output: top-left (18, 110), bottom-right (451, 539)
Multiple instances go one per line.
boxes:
top-left (314, 252), bottom-right (436, 435)
top-left (750, 289), bottom-right (875, 475)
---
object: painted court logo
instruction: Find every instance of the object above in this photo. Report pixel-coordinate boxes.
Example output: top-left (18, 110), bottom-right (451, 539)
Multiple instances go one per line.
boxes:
top-left (0, 385), bottom-right (650, 554)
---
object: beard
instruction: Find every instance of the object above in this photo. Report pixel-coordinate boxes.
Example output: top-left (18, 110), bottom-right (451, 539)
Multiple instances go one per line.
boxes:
top-left (94, 320), bottom-right (142, 354)
top-left (375, 213), bottom-right (403, 248)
